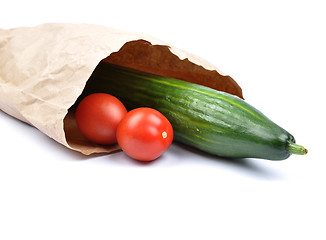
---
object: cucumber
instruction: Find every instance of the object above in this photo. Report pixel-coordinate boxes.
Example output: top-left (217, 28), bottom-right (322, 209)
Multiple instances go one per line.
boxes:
top-left (77, 62), bottom-right (307, 160)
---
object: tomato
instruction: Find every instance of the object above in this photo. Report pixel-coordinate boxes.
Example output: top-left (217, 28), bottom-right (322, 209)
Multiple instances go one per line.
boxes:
top-left (116, 107), bottom-right (173, 161)
top-left (75, 93), bottom-right (127, 145)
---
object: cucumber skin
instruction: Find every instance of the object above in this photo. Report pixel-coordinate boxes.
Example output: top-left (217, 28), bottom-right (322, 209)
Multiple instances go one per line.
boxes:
top-left (79, 62), bottom-right (295, 160)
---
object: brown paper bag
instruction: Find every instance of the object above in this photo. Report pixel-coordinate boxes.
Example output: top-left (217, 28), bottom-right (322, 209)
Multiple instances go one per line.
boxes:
top-left (0, 23), bottom-right (242, 155)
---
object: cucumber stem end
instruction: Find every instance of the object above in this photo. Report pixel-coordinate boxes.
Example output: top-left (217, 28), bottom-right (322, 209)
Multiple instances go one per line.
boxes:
top-left (288, 142), bottom-right (308, 155)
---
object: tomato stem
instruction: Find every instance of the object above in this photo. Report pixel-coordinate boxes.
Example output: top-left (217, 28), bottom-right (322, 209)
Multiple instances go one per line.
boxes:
top-left (288, 142), bottom-right (308, 155)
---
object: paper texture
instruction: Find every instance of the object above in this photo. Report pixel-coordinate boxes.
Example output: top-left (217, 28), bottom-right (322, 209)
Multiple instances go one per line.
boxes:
top-left (0, 23), bottom-right (242, 155)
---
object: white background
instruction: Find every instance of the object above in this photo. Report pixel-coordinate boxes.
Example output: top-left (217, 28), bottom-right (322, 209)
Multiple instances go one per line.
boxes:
top-left (1, 0), bottom-right (325, 239)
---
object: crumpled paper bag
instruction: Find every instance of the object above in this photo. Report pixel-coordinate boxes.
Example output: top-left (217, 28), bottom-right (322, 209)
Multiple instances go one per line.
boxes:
top-left (0, 23), bottom-right (243, 155)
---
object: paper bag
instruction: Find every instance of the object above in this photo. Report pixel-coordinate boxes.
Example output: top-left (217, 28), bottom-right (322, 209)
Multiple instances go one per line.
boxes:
top-left (0, 23), bottom-right (243, 155)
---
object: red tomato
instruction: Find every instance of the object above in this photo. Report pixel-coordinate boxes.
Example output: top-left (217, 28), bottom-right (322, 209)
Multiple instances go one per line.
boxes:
top-left (75, 93), bottom-right (127, 145)
top-left (116, 108), bottom-right (173, 161)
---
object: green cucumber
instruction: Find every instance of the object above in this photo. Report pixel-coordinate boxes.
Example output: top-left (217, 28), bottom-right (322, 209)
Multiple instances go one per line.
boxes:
top-left (77, 62), bottom-right (307, 160)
